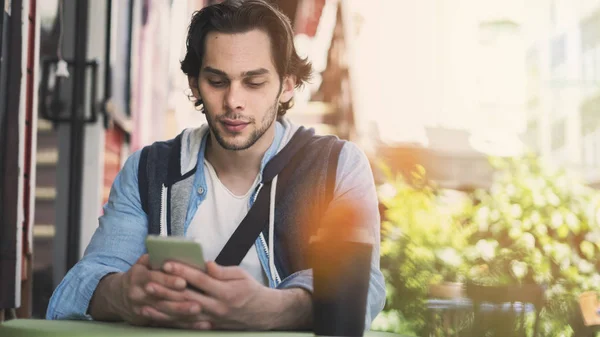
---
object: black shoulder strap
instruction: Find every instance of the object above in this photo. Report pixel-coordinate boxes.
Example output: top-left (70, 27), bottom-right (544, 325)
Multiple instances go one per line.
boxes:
top-left (325, 140), bottom-right (344, 205)
top-left (215, 137), bottom-right (344, 267)
top-left (215, 180), bottom-right (273, 266)
top-left (138, 147), bottom-right (150, 215)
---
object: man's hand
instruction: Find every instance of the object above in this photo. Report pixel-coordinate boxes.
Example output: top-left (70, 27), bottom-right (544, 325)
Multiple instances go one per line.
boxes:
top-left (89, 254), bottom-right (210, 329)
top-left (161, 261), bottom-right (312, 330)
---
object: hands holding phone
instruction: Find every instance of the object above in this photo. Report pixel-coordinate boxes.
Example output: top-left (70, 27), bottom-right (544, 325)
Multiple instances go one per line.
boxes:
top-left (117, 254), bottom-right (286, 330)
top-left (116, 254), bottom-right (208, 329)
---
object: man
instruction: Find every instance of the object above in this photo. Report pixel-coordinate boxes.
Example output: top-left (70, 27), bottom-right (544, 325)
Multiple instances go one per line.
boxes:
top-left (47, 0), bottom-right (385, 330)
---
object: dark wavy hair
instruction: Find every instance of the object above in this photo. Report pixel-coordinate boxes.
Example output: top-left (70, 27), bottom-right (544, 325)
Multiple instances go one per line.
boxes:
top-left (181, 0), bottom-right (312, 116)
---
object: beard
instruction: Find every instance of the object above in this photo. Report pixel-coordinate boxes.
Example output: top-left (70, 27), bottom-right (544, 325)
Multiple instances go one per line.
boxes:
top-left (205, 98), bottom-right (279, 151)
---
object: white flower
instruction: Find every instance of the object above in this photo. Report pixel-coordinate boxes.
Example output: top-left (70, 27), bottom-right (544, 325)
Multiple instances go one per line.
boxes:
top-left (547, 191), bottom-right (560, 206)
top-left (559, 258), bottom-right (570, 270)
top-left (578, 260), bottom-right (594, 274)
top-left (378, 183), bottom-right (397, 200)
top-left (490, 210), bottom-right (500, 222)
top-left (510, 260), bottom-right (528, 279)
top-left (535, 224), bottom-right (547, 236)
top-left (511, 204), bottom-right (523, 218)
top-left (533, 194), bottom-right (546, 207)
top-left (475, 240), bottom-right (497, 261)
top-left (477, 206), bottom-right (490, 221)
top-left (551, 212), bottom-right (563, 229)
top-left (506, 184), bottom-right (516, 197)
top-left (531, 211), bottom-right (541, 224)
top-left (555, 176), bottom-right (567, 190)
top-left (518, 233), bottom-right (536, 250)
top-left (553, 244), bottom-right (570, 262)
top-left (509, 227), bottom-right (522, 240)
top-left (436, 248), bottom-right (463, 267)
top-left (566, 213), bottom-right (579, 230)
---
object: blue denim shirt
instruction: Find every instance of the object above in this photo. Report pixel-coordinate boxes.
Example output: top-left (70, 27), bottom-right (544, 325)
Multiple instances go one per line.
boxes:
top-left (46, 120), bottom-right (386, 328)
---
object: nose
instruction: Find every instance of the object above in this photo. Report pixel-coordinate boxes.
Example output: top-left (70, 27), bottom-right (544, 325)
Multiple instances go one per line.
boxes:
top-left (224, 82), bottom-right (245, 111)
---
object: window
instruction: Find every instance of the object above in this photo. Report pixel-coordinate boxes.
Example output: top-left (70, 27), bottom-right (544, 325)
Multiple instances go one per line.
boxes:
top-left (524, 119), bottom-right (539, 152)
top-left (596, 45), bottom-right (600, 82)
top-left (550, 35), bottom-right (566, 68)
top-left (526, 46), bottom-right (541, 101)
top-left (584, 129), bottom-right (600, 167)
top-left (553, 146), bottom-right (569, 163)
top-left (581, 100), bottom-right (600, 166)
top-left (580, 6), bottom-right (600, 92)
top-left (583, 49), bottom-right (594, 84)
top-left (551, 119), bottom-right (566, 150)
top-left (583, 133), bottom-right (595, 167)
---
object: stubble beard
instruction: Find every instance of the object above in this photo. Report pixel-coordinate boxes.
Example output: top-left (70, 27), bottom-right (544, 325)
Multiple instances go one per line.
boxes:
top-left (205, 99), bottom-right (279, 151)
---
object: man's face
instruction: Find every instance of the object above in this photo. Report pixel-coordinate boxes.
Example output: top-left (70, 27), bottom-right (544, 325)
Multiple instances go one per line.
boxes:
top-left (192, 29), bottom-right (294, 151)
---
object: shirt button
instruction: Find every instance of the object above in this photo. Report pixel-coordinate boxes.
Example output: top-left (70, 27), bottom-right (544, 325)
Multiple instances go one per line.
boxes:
top-left (197, 187), bottom-right (204, 194)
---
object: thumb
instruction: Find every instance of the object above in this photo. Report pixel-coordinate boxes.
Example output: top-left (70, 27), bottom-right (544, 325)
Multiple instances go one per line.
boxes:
top-left (206, 261), bottom-right (246, 280)
top-left (136, 254), bottom-right (150, 267)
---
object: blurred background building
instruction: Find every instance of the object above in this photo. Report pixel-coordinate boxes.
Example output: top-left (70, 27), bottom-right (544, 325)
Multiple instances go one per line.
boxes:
top-left (1, 0), bottom-right (600, 322)
top-left (346, 0), bottom-right (527, 190)
top-left (523, 0), bottom-right (600, 187)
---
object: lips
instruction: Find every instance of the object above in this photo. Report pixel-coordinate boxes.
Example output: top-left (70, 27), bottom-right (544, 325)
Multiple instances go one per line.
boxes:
top-left (221, 119), bottom-right (249, 132)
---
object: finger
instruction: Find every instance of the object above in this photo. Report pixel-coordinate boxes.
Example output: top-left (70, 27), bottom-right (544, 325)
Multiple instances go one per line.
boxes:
top-left (145, 282), bottom-right (188, 301)
top-left (126, 266), bottom-right (153, 303)
top-left (136, 254), bottom-right (150, 267)
top-left (183, 288), bottom-right (229, 317)
top-left (153, 299), bottom-right (202, 317)
top-left (206, 261), bottom-right (246, 281)
top-left (177, 320), bottom-right (212, 330)
top-left (165, 262), bottom-right (226, 297)
top-left (141, 306), bottom-right (212, 327)
top-left (147, 269), bottom-right (187, 291)
top-left (141, 307), bottom-right (197, 329)
top-left (140, 305), bottom-right (172, 322)
top-left (193, 321), bottom-right (213, 330)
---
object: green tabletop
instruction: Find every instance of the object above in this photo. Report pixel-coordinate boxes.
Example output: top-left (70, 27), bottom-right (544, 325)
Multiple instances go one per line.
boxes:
top-left (0, 319), bottom-right (404, 337)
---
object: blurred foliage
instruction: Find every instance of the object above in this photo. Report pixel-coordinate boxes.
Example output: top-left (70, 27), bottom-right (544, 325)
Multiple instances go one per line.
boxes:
top-left (373, 154), bottom-right (600, 336)
top-left (374, 163), bottom-right (473, 335)
top-left (466, 154), bottom-right (600, 336)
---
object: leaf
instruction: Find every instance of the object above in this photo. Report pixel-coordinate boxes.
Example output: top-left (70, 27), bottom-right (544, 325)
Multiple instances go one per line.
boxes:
top-left (415, 164), bottom-right (426, 176)
top-left (556, 225), bottom-right (569, 239)
top-left (580, 241), bottom-right (595, 260)
top-left (509, 227), bottom-right (522, 240)
top-left (565, 213), bottom-right (580, 234)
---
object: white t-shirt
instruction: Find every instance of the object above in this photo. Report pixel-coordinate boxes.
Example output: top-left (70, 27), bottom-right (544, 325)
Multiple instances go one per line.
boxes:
top-left (187, 159), bottom-right (268, 285)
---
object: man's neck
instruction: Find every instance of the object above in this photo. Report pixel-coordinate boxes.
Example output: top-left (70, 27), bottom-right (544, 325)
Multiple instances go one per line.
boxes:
top-left (205, 126), bottom-right (276, 195)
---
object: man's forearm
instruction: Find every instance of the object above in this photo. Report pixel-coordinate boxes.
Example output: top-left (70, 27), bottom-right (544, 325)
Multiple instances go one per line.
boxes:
top-left (266, 288), bottom-right (312, 330)
top-left (88, 272), bottom-right (126, 321)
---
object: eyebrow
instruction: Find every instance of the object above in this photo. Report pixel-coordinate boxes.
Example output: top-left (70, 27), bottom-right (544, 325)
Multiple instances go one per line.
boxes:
top-left (202, 66), bottom-right (270, 78)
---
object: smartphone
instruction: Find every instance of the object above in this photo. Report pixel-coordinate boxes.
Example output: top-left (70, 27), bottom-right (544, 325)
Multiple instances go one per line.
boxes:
top-left (145, 235), bottom-right (206, 271)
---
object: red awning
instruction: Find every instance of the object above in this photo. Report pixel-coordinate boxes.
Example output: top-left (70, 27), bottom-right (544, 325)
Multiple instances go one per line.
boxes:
top-left (294, 0), bottom-right (326, 37)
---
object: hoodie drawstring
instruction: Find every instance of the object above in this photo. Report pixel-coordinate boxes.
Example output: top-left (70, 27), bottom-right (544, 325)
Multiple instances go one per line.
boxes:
top-left (268, 175), bottom-right (281, 285)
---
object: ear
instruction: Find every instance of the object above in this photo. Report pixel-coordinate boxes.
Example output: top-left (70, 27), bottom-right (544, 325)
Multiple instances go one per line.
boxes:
top-left (278, 75), bottom-right (296, 104)
top-left (188, 76), bottom-right (201, 100)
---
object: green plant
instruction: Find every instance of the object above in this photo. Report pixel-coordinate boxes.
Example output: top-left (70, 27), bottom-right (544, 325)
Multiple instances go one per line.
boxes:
top-left (465, 154), bottom-right (600, 335)
top-left (375, 154), bottom-right (600, 336)
top-left (376, 165), bottom-right (472, 335)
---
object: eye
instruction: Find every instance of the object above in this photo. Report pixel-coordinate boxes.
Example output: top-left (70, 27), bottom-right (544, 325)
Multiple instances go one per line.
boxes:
top-left (207, 79), bottom-right (227, 88)
top-left (246, 81), bottom-right (266, 88)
